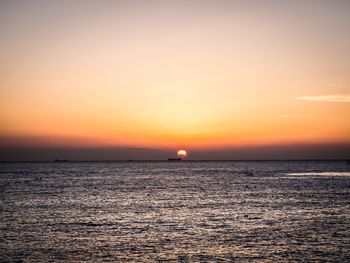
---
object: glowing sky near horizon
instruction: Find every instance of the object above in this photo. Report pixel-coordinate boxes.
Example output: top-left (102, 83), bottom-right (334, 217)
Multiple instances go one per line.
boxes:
top-left (1, 0), bottom-right (350, 150)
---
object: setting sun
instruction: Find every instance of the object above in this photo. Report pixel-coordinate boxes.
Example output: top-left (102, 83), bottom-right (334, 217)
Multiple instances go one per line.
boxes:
top-left (177, 150), bottom-right (187, 158)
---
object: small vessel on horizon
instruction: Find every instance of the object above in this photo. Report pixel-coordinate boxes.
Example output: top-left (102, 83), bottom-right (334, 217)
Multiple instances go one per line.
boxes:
top-left (54, 158), bottom-right (68, 162)
top-left (167, 158), bottom-right (182, 161)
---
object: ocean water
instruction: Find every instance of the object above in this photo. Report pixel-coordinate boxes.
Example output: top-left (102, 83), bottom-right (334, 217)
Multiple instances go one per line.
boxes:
top-left (1, 160), bottom-right (350, 262)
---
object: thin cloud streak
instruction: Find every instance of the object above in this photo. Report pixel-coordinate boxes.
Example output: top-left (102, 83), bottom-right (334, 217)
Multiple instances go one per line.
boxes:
top-left (297, 95), bottom-right (350, 102)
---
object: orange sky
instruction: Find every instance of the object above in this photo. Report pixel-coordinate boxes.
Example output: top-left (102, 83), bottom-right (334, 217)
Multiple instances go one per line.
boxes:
top-left (1, 0), bottom-right (350, 154)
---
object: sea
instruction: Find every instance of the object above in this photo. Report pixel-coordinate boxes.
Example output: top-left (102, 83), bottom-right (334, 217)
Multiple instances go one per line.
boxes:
top-left (1, 160), bottom-right (350, 262)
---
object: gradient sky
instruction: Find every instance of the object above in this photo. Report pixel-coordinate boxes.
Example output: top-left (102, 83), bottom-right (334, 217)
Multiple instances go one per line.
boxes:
top-left (1, 0), bottom-right (350, 160)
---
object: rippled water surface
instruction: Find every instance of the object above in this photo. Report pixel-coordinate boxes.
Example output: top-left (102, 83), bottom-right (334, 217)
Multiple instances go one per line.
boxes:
top-left (1, 161), bottom-right (350, 262)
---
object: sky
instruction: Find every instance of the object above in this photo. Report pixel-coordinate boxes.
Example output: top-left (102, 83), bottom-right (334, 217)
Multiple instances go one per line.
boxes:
top-left (1, 0), bottom-right (350, 160)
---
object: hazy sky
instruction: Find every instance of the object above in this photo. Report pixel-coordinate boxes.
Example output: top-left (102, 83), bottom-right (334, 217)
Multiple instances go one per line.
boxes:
top-left (1, 0), bottom-right (350, 159)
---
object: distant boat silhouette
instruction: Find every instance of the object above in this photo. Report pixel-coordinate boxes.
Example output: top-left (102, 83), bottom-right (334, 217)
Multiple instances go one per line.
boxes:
top-left (245, 170), bottom-right (254, 176)
top-left (168, 158), bottom-right (182, 161)
top-left (54, 158), bottom-right (68, 162)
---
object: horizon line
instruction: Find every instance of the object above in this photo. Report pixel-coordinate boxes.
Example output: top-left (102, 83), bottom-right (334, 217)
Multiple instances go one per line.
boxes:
top-left (1, 159), bottom-right (349, 163)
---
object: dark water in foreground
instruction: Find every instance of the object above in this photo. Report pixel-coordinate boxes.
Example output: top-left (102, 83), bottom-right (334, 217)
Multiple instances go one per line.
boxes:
top-left (1, 160), bottom-right (350, 262)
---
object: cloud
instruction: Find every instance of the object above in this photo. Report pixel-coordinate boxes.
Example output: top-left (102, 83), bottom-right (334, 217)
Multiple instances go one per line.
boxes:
top-left (297, 94), bottom-right (350, 102)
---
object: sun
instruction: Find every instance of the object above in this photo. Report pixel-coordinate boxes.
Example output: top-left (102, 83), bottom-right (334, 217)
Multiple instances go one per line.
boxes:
top-left (177, 150), bottom-right (187, 158)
